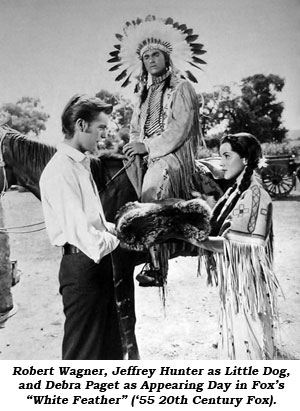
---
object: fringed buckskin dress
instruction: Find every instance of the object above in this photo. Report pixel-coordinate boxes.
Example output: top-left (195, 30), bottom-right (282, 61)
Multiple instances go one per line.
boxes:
top-left (200, 176), bottom-right (280, 360)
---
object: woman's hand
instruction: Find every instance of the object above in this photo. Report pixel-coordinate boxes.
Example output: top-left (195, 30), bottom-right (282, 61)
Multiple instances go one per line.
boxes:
top-left (123, 142), bottom-right (147, 157)
top-left (106, 222), bottom-right (117, 236)
top-left (154, 234), bottom-right (224, 253)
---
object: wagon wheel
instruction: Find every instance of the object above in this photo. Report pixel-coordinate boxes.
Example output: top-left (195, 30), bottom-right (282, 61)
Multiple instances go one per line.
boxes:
top-left (261, 164), bottom-right (296, 197)
top-left (297, 166), bottom-right (300, 182)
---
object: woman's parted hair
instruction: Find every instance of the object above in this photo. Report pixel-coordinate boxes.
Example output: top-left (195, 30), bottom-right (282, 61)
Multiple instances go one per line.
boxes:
top-left (221, 133), bottom-right (262, 169)
top-left (61, 94), bottom-right (113, 137)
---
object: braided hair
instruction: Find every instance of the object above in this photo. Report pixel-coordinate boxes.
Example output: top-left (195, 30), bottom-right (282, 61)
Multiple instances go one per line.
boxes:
top-left (210, 133), bottom-right (262, 236)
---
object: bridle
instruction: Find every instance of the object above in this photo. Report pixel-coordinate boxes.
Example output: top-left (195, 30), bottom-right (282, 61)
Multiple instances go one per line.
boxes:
top-left (0, 127), bottom-right (9, 198)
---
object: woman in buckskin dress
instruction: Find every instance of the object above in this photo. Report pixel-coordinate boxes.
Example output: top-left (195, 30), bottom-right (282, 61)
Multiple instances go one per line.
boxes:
top-left (116, 132), bottom-right (281, 358)
top-left (183, 133), bottom-right (280, 359)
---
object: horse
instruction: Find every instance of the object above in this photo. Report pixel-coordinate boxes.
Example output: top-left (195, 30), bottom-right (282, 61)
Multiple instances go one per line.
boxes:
top-left (0, 125), bottom-right (225, 359)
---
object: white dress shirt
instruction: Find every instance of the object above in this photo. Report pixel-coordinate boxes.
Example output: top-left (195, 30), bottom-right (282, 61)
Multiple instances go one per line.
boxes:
top-left (39, 142), bottom-right (119, 263)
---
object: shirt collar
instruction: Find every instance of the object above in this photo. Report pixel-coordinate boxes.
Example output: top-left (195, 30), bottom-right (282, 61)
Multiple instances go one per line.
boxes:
top-left (57, 142), bottom-right (88, 164)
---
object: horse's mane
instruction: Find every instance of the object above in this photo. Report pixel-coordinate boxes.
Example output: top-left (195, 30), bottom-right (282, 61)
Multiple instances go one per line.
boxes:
top-left (4, 128), bottom-right (56, 173)
top-left (3, 127), bottom-right (129, 189)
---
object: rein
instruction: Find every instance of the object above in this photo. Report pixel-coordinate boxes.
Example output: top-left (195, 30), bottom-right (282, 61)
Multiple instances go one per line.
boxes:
top-left (99, 155), bottom-right (135, 194)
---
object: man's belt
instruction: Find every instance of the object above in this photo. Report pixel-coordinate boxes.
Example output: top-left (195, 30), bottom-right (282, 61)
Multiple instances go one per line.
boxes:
top-left (62, 243), bottom-right (81, 255)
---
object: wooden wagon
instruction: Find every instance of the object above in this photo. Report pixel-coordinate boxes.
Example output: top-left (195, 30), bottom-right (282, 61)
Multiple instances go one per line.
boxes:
top-left (260, 154), bottom-right (300, 198)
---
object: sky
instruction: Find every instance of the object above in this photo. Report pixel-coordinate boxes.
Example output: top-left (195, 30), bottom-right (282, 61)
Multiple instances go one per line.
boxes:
top-left (0, 0), bottom-right (299, 144)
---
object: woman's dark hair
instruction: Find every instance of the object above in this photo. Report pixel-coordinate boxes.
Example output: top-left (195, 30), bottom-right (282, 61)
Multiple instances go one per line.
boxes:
top-left (61, 94), bottom-right (113, 138)
top-left (139, 51), bottom-right (171, 105)
top-left (210, 132), bottom-right (262, 235)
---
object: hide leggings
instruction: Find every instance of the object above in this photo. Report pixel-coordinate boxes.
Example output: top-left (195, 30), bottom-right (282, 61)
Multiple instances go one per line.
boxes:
top-left (59, 252), bottom-right (123, 360)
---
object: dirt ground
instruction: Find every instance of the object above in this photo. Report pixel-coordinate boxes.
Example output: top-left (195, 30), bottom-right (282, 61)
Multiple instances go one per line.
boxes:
top-left (0, 184), bottom-right (300, 360)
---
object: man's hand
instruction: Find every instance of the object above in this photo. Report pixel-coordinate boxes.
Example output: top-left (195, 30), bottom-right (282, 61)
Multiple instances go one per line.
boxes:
top-left (123, 142), bottom-right (147, 157)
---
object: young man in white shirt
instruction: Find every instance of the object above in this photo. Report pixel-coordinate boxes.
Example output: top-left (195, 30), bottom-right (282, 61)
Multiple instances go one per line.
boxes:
top-left (40, 94), bottom-right (123, 359)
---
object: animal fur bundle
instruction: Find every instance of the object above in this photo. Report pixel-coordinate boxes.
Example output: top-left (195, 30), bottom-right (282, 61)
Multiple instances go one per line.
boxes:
top-left (115, 198), bottom-right (211, 251)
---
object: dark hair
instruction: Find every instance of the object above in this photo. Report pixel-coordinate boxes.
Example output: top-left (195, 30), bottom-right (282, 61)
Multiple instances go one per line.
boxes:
top-left (210, 132), bottom-right (262, 235)
top-left (221, 133), bottom-right (262, 168)
top-left (61, 94), bottom-right (113, 137)
top-left (139, 51), bottom-right (171, 105)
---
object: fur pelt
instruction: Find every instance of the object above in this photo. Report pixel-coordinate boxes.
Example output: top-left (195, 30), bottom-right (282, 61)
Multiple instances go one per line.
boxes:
top-left (115, 198), bottom-right (211, 251)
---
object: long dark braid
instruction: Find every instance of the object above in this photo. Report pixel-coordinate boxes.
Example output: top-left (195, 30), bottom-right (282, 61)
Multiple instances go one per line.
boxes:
top-left (210, 133), bottom-right (262, 236)
top-left (139, 68), bottom-right (149, 105)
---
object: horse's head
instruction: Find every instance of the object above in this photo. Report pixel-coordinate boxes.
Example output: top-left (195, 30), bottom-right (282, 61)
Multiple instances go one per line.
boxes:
top-left (0, 125), bottom-right (56, 199)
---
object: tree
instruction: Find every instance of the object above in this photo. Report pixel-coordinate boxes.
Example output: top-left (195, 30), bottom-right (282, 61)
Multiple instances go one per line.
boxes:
top-left (96, 89), bottom-right (134, 153)
top-left (96, 89), bottom-right (119, 106)
top-left (230, 74), bottom-right (287, 143)
top-left (201, 74), bottom-right (287, 144)
top-left (0, 97), bottom-right (50, 136)
top-left (96, 89), bottom-right (133, 129)
top-left (200, 85), bottom-right (236, 137)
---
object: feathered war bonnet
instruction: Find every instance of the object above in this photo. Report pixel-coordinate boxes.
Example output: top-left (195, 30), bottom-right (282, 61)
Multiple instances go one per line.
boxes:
top-left (107, 15), bottom-right (207, 90)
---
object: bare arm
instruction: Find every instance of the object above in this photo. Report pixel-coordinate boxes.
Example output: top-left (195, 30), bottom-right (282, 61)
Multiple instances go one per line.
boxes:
top-left (198, 159), bottom-right (225, 179)
top-left (181, 236), bottom-right (224, 253)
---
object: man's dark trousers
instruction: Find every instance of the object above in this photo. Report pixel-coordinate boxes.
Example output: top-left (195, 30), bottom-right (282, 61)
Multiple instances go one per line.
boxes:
top-left (59, 252), bottom-right (123, 360)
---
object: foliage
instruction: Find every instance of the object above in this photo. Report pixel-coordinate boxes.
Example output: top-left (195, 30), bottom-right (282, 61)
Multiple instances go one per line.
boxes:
top-left (230, 74), bottom-right (287, 142)
top-left (96, 89), bottom-right (119, 106)
top-left (96, 89), bottom-right (133, 129)
top-left (96, 89), bottom-right (133, 154)
top-left (0, 97), bottom-right (49, 136)
top-left (262, 140), bottom-right (300, 157)
top-left (200, 74), bottom-right (287, 144)
top-left (197, 146), bottom-right (216, 159)
top-left (200, 85), bottom-right (235, 137)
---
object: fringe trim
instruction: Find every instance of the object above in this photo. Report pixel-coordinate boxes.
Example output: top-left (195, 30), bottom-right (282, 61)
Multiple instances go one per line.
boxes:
top-left (198, 235), bottom-right (281, 359)
top-left (199, 235), bottom-right (280, 317)
top-left (167, 90), bottom-right (202, 200)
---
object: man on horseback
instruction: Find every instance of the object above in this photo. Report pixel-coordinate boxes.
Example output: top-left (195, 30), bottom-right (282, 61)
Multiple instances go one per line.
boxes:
top-left (39, 94), bottom-right (123, 360)
top-left (108, 15), bottom-right (207, 286)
